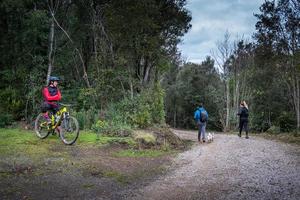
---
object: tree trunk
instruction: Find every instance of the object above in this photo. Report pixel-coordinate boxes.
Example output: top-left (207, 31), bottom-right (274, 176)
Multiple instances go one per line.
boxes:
top-left (143, 64), bottom-right (151, 84)
top-left (130, 80), bottom-right (134, 100)
top-left (225, 79), bottom-right (230, 131)
top-left (49, 9), bottom-right (92, 88)
top-left (46, 4), bottom-right (55, 86)
top-left (173, 101), bottom-right (177, 128)
top-left (295, 74), bottom-right (300, 130)
top-left (235, 79), bottom-right (240, 127)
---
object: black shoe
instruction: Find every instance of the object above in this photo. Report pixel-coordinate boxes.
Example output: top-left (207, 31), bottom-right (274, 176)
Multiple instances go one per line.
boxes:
top-left (238, 134), bottom-right (241, 137)
top-left (245, 136), bottom-right (249, 139)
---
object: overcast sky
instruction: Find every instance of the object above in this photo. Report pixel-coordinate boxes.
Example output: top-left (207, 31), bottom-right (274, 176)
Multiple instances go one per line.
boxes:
top-left (178, 0), bottom-right (264, 64)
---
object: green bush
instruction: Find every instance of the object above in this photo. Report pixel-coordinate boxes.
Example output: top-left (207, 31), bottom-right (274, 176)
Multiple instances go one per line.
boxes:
top-left (0, 113), bottom-right (13, 128)
top-left (73, 107), bottom-right (99, 130)
top-left (0, 87), bottom-right (24, 120)
top-left (90, 83), bottom-right (166, 135)
top-left (266, 125), bottom-right (280, 134)
top-left (131, 104), bottom-right (151, 128)
top-left (151, 84), bottom-right (166, 124)
top-left (91, 119), bottom-right (132, 137)
top-left (277, 112), bottom-right (296, 132)
top-left (111, 84), bottom-right (165, 128)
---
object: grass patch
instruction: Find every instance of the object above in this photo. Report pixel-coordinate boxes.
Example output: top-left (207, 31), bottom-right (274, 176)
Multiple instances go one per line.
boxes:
top-left (113, 149), bottom-right (173, 158)
top-left (0, 128), bottom-right (136, 149)
top-left (0, 128), bottom-right (137, 169)
top-left (103, 170), bottom-right (129, 184)
top-left (0, 128), bottom-right (53, 157)
top-left (228, 131), bottom-right (300, 145)
top-left (77, 131), bottom-right (136, 147)
top-left (257, 132), bottom-right (300, 145)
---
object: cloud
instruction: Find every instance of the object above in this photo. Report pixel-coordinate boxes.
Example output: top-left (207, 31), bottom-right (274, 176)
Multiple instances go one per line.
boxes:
top-left (178, 0), bottom-right (264, 64)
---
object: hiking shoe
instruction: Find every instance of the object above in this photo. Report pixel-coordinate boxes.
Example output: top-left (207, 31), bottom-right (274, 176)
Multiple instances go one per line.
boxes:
top-left (246, 136), bottom-right (249, 139)
top-left (238, 134), bottom-right (241, 137)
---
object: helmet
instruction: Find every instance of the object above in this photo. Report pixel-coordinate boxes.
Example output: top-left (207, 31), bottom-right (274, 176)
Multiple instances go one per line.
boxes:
top-left (49, 76), bottom-right (60, 81)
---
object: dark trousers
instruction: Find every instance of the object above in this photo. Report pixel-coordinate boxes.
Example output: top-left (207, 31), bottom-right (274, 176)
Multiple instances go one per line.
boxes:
top-left (239, 119), bottom-right (248, 136)
top-left (41, 102), bottom-right (60, 115)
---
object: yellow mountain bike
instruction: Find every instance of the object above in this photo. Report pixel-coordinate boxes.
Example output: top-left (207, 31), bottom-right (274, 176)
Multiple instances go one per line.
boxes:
top-left (34, 103), bottom-right (79, 145)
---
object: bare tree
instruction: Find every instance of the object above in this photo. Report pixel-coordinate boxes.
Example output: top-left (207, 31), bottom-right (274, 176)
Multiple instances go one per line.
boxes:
top-left (46, 0), bottom-right (59, 85)
top-left (232, 38), bottom-right (254, 128)
top-left (48, 3), bottom-right (91, 88)
top-left (211, 31), bottom-right (233, 132)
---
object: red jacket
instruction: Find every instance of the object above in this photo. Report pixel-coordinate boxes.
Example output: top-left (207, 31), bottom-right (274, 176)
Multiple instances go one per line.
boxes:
top-left (43, 86), bottom-right (61, 102)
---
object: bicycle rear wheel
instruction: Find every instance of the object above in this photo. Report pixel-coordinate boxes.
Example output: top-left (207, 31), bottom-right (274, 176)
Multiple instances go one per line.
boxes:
top-left (34, 113), bottom-right (51, 139)
top-left (60, 116), bottom-right (79, 145)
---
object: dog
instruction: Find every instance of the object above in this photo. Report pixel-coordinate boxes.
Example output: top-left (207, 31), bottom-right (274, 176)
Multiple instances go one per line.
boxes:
top-left (207, 132), bottom-right (215, 143)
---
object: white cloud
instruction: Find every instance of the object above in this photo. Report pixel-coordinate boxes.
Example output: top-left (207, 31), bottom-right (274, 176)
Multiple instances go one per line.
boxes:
top-left (178, 0), bottom-right (264, 64)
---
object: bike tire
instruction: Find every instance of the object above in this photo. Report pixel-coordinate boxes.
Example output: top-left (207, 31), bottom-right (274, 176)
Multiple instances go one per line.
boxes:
top-left (34, 113), bottom-right (51, 139)
top-left (60, 116), bottom-right (79, 145)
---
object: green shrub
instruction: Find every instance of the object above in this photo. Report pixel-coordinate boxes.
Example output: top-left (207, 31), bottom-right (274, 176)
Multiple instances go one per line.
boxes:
top-left (73, 107), bottom-right (99, 130)
top-left (277, 112), bottom-right (296, 132)
top-left (89, 83), bottom-right (166, 134)
top-left (73, 110), bottom-right (86, 129)
top-left (0, 114), bottom-right (13, 128)
top-left (0, 87), bottom-right (24, 120)
top-left (77, 88), bottom-right (96, 110)
top-left (108, 83), bottom-right (165, 128)
top-left (131, 104), bottom-right (151, 128)
top-left (92, 119), bottom-right (132, 137)
top-left (148, 83), bottom-right (165, 124)
top-left (266, 125), bottom-right (281, 134)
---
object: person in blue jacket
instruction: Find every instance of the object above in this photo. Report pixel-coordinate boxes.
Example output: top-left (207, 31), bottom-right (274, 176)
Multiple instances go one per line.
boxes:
top-left (194, 103), bottom-right (208, 142)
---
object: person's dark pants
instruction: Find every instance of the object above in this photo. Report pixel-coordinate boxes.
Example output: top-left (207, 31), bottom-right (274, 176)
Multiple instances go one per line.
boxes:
top-left (239, 119), bottom-right (248, 137)
top-left (41, 102), bottom-right (60, 115)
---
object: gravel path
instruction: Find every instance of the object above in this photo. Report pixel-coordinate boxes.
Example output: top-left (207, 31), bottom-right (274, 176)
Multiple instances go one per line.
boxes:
top-left (124, 130), bottom-right (300, 200)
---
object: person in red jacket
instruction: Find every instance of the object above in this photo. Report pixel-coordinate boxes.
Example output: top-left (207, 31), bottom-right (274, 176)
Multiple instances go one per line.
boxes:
top-left (42, 76), bottom-right (62, 121)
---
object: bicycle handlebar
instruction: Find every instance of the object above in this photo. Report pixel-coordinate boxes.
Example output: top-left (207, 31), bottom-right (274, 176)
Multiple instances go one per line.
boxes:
top-left (59, 103), bottom-right (74, 107)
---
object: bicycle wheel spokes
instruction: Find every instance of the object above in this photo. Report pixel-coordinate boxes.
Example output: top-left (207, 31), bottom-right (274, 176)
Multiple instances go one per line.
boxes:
top-left (60, 116), bottom-right (79, 145)
top-left (34, 113), bottom-right (51, 139)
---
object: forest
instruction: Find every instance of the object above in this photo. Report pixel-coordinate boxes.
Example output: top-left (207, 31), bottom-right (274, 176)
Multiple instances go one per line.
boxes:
top-left (0, 0), bottom-right (299, 134)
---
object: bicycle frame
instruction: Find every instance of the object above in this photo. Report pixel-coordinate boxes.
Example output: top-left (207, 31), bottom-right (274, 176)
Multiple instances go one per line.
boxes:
top-left (50, 107), bottom-right (68, 130)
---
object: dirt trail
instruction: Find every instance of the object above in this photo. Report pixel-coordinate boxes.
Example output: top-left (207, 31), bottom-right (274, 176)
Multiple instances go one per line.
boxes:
top-left (123, 130), bottom-right (300, 200)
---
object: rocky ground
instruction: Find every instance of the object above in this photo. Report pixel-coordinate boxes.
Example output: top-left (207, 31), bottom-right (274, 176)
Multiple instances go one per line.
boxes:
top-left (122, 130), bottom-right (300, 200)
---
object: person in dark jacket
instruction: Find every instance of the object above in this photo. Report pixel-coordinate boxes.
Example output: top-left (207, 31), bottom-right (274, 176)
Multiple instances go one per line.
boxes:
top-left (194, 103), bottom-right (208, 143)
top-left (42, 76), bottom-right (62, 121)
top-left (237, 101), bottom-right (249, 139)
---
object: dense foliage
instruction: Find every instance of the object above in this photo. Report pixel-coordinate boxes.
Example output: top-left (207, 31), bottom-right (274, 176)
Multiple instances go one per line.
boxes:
top-left (0, 0), bottom-right (191, 129)
top-left (0, 0), bottom-right (299, 133)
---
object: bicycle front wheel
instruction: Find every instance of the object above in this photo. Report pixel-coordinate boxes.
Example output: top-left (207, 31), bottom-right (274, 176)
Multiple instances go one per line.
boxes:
top-left (34, 113), bottom-right (51, 139)
top-left (60, 116), bottom-right (79, 145)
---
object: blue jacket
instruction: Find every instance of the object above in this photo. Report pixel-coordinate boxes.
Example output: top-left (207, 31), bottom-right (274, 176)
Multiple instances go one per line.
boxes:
top-left (194, 107), bottom-right (208, 122)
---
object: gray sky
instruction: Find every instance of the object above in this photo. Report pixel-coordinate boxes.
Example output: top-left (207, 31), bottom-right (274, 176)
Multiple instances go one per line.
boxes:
top-left (178, 0), bottom-right (264, 64)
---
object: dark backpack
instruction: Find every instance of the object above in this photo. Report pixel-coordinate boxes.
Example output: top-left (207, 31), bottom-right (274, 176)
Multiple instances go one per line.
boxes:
top-left (200, 111), bottom-right (207, 122)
